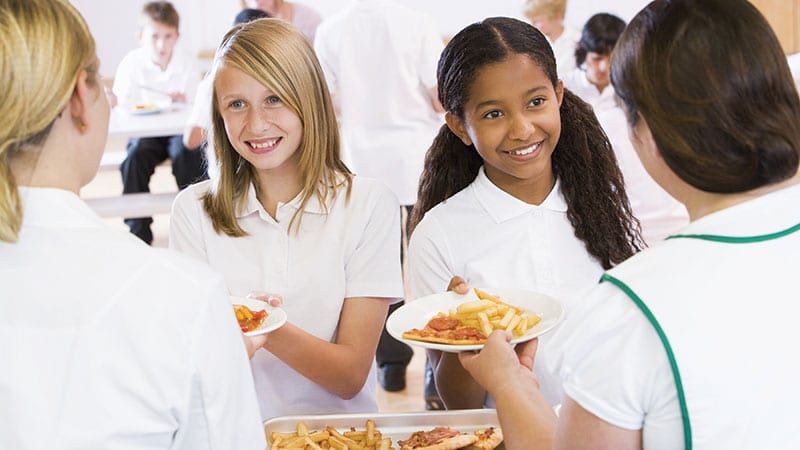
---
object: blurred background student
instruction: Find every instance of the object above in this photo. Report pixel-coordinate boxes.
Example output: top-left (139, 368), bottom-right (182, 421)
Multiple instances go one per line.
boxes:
top-left (563, 12), bottom-right (689, 245)
top-left (459, 0), bottom-right (800, 448)
top-left (240, 0), bottom-right (321, 43)
top-left (113, 1), bottom-right (206, 244)
top-left (170, 18), bottom-right (404, 420)
top-left (313, 0), bottom-right (445, 406)
top-left (523, 0), bottom-right (580, 78)
top-left (0, 0), bottom-right (264, 448)
top-left (561, 12), bottom-right (625, 112)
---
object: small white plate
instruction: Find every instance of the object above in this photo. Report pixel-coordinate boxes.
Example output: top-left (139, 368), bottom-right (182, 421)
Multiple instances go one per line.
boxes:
top-left (230, 296), bottom-right (287, 337)
top-left (125, 101), bottom-right (170, 115)
top-left (386, 287), bottom-right (564, 352)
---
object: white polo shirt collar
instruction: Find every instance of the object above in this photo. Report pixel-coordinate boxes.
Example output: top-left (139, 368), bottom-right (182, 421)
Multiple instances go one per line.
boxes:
top-left (18, 186), bottom-right (104, 229)
top-left (471, 166), bottom-right (567, 224)
top-left (236, 182), bottom-right (330, 221)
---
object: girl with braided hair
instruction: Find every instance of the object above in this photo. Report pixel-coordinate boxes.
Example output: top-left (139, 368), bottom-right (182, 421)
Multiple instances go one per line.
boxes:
top-left (407, 16), bottom-right (642, 410)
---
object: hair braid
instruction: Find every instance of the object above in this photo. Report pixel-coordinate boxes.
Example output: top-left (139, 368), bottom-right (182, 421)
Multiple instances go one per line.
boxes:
top-left (555, 89), bottom-right (642, 268)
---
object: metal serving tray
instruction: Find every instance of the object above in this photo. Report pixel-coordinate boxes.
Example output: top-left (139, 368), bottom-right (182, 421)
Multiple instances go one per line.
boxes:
top-left (264, 408), bottom-right (504, 449)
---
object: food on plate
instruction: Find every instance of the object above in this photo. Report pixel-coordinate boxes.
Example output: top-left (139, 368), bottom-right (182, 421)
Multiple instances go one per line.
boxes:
top-left (233, 304), bottom-right (268, 333)
top-left (132, 102), bottom-right (158, 110)
top-left (268, 419), bottom-right (393, 449)
top-left (397, 425), bottom-right (503, 450)
top-left (402, 288), bottom-right (541, 345)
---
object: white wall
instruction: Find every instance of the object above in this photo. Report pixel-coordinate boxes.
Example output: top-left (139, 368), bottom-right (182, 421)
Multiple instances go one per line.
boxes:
top-left (72, 0), bottom-right (649, 79)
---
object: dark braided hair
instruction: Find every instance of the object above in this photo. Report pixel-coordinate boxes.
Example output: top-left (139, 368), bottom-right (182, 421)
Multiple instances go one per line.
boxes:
top-left (410, 17), bottom-right (642, 269)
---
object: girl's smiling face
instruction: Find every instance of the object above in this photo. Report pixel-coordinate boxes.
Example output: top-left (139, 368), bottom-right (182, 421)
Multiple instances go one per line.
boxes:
top-left (215, 65), bottom-right (303, 177)
top-left (446, 53), bottom-right (564, 201)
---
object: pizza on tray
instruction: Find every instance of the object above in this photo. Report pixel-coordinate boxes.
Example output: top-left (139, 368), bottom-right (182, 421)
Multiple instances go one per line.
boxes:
top-left (397, 426), bottom-right (503, 450)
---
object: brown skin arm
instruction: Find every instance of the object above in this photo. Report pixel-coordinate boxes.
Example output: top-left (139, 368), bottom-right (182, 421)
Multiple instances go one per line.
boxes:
top-left (429, 349), bottom-right (489, 409)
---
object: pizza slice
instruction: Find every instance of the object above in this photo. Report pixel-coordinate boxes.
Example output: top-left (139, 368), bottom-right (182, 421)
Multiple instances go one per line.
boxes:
top-left (397, 426), bottom-right (479, 450)
top-left (402, 314), bottom-right (487, 345)
top-left (469, 427), bottom-right (503, 450)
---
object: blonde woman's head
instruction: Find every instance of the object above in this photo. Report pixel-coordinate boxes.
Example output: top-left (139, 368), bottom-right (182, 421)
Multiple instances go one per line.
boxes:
top-left (0, 0), bottom-right (99, 242)
top-left (204, 18), bottom-right (349, 236)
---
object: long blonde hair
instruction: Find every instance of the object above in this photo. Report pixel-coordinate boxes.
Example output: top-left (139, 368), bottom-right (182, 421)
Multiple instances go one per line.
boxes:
top-left (0, 0), bottom-right (98, 243)
top-left (203, 18), bottom-right (351, 236)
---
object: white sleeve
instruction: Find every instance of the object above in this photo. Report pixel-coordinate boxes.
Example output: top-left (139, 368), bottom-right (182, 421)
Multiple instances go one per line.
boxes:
top-left (188, 76), bottom-right (213, 129)
top-left (416, 14), bottom-right (444, 90)
top-left (169, 186), bottom-right (210, 262)
top-left (545, 282), bottom-right (671, 430)
top-left (344, 182), bottom-right (404, 299)
top-left (313, 25), bottom-right (338, 100)
top-left (407, 214), bottom-right (455, 299)
top-left (172, 275), bottom-right (266, 449)
top-left (182, 55), bottom-right (201, 101)
top-left (112, 51), bottom-right (139, 106)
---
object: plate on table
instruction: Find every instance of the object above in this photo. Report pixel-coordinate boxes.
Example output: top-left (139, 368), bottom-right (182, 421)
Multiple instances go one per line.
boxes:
top-left (386, 287), bottom-right (564, 352)
top-left (124, 101), bottom-right (171, 115)
top-left (230, 296), bottom-right (287, 336)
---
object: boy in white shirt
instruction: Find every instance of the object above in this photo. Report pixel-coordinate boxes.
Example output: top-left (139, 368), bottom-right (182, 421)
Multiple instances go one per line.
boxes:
top-left (113, 1), bottom-right (205, 244)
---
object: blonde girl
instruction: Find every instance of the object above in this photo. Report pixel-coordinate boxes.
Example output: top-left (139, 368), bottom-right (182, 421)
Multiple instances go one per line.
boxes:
top-left (169, 18), bottom-right (404, 419)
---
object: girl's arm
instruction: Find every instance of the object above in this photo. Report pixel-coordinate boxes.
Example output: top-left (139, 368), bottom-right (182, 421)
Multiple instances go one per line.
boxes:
top-left (430, 349), bottom-right (488, 409)
top-left (262, 296), bottom-right (389, 399)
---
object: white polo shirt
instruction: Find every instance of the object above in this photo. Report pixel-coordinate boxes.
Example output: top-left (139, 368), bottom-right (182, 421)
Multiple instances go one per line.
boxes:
top-left (408, 167), bottom-right (604, 405)
top-left (314, 0), bottom-right (445, 205)
top-left (551, 26), bottom-right (581, 78)
top-left (113, 46), bottom-right (200, 108)
top-left (170, 175), bottom-right (404, 419)
top-left (546, 183), bottom-right (800, 449)
top-left (596, 107), bottom-right (689, 245)
top-left (561, 67), bottom-right (617, 112)
top-left (0, 187), bottom-right (265, 450)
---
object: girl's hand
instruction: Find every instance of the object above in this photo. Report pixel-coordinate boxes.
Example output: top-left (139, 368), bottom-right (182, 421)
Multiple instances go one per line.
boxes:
top-left (246, 291), bottom-right (283, 307)
top-left (447, 275), bottom-right (470, 294)
top-left (169, 91), bottom-right (187, 103)
top-left (242, 333), bottom-right (268, 359)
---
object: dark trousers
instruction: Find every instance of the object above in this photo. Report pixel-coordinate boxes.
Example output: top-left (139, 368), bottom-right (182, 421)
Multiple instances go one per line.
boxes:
top-left (376, 204), bottom-right (414, 368)
top-left (120, 135), bottom-right (207, 244)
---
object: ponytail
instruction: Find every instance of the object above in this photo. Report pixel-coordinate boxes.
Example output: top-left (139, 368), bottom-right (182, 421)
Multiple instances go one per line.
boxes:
top-left (0, 153), bottom-right (22, 243)
top-left (409, 124), bottom-right (482, 234)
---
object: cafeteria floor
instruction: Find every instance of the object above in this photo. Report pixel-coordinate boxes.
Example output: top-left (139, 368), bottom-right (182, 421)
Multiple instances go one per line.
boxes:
top-left (82, 137), bottom-right (430, 413)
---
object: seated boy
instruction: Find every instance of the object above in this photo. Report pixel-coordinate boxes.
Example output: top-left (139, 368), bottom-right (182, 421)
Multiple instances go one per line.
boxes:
top-left (113, 1), bottom-right (206, 244)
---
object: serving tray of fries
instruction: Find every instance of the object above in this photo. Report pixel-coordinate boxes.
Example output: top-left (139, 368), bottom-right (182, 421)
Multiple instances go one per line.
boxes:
top-left (264, 409), bottom-right (504, 449)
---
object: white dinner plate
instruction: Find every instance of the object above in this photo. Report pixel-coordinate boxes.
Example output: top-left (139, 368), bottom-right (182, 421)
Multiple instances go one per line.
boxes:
top-left (386, 287), bottom-right (564, 352)
top-left (230, 296), bottom-right (288, 336)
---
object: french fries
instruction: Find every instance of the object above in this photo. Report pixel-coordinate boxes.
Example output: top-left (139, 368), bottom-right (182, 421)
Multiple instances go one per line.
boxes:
top-left (268, 419), bottom-right (394, 450)
top-left (450, 288), bottom-right (541, 338)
